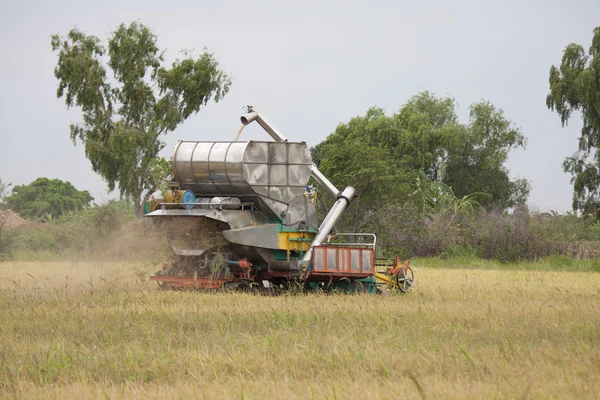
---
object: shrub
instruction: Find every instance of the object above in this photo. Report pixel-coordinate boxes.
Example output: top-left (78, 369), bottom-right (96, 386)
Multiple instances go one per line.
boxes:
top-left (382, 205), bottom-right (600, 262)
top-left (0, 200), bottom-right (167, 262)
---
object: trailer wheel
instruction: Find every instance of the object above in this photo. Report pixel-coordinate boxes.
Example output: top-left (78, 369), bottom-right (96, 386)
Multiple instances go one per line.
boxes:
top-left (396, 266), bottom-right (414, 293)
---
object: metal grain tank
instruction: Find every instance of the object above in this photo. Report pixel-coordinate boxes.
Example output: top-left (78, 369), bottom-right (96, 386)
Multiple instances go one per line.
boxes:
top-left (172, 140), bottom-right (312, 218)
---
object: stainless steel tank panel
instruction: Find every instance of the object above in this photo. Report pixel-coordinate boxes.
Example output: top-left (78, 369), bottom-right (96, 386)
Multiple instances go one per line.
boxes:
top-left (173, 141), bottom-right (312, 204)
top-left (241, 107), bottom-right (340, 199)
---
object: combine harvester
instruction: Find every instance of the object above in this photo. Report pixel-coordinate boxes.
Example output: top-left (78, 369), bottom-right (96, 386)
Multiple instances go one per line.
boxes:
top-left (145, 107), bottom-right (414, 293)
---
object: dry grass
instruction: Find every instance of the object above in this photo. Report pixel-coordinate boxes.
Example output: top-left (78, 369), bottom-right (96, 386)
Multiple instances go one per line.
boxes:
top-left (0, 261), bottom-right (599, 399)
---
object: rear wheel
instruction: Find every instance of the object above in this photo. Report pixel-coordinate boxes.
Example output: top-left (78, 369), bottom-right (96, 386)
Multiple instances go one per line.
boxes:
top-left (396, 266), bottom-right (414, 293)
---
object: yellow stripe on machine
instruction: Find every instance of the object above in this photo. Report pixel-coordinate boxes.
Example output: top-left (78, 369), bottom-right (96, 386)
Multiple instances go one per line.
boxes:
top-left (277, 231), bottom-right (315, 251)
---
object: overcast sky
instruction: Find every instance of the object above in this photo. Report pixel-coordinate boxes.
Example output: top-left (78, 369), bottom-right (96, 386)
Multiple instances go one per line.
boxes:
top-left (0, 0), bottom-right (598, 211)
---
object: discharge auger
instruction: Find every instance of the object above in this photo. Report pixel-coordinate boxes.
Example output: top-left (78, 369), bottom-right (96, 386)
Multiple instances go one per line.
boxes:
top-left (145, 106), bottom-right (414, 293)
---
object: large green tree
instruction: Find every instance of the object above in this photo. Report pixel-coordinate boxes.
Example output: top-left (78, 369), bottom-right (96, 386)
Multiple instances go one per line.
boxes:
top-left (546, 26), bottom-right (600, 214)
top-left (4, 178), bottom-right (93, 220)
top-left (51, 22), bottom-right (231, 216)
top-left (443, 101), bottom-right (530, 208)
top-left (315, 135), bottom-right (412, 233)
top-left (314, 92), bottom-right (528, 217)
top-left (312, 107), bottom-right (421, 234)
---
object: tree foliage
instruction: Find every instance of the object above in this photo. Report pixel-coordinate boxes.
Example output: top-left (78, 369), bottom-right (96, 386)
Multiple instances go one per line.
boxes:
top-left (316, 137), bottom-right (410, 232)
top-left (147, 157), bottom-right (172, 198)
top-left (3, 178), bottom-right (93, 220)
top-left (313, 93), bottom-right (528, 226)
top-left (444, 101), bottom-right (530, 208)
top-left (547, 26), bottom-right (600, 214)
top-left (51, 21), bottom-right (231, 215)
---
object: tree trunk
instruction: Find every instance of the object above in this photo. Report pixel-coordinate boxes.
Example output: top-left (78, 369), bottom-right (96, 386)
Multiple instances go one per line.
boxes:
top-left (135, 188), bottom-right (156, 218)
top-left (134, 201), bottom-right (143, 218)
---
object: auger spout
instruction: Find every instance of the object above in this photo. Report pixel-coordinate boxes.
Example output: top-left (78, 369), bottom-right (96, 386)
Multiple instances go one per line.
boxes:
top-left (241, 106), bottom-right (341, 200)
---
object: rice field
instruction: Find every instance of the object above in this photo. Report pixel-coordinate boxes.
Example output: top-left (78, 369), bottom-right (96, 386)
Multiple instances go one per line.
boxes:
top-left (0, 261), bottom-right (598, 399)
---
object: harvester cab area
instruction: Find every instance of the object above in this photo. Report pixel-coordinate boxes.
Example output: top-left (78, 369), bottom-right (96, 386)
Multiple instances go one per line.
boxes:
top-left (144, 106), bottom-right (414, 293)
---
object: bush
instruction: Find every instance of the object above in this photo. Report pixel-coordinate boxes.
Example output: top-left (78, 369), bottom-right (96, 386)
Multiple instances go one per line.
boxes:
top-left (2, 198), bottom-right (598, 264)
top-left (0, 200), bottom-right (167, 262)
top-left (382, 206), bottom-right (600, 262)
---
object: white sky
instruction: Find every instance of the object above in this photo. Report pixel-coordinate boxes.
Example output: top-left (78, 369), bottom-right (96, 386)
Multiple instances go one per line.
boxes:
top-left (0, 0), bottom-right (598, 211)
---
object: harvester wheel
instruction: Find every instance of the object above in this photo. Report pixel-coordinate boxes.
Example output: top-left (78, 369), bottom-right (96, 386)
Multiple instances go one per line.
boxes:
top-left (396, 266), bottom-right (414, 293)
top-left (237, 282), bottom-right (251, 292)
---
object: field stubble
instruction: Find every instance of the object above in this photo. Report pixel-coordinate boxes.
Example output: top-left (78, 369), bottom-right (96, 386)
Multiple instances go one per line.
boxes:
top-left (0, 261), bottom-right (598, 399)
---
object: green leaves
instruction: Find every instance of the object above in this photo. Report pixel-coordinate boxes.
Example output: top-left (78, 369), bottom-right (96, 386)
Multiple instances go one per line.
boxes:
top-left (444, 100), bottom-right (529, 209)
top-left (411, 178), bottom-right (491, 217)
top-left (315, 92), bottom-right (527, 215)
top-left (3, 178), bottom-right (93, 221)
top-left (547, 26), bottom-right (600, 214)
top-left (51, 22), bottom-right (231, 216)
top-left (156, 52), bottom-right (231, 122)
top-left (51, 30), bottom-right (111, 128)
top-left (316, 137), bottom-right (409, 232)
top-left (109, 22), bottom-right (161, 129)
top-left (312, 92), bottom-right (528, 250)
top-left (435, 183), bottom-right (492, 216)
top-left (146, 157), bottom-right (172, 197)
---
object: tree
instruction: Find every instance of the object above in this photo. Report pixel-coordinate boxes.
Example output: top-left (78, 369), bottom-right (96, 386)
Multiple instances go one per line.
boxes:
top-left (410, 176), bottom-right (491, 216)
top-left (546, 26), bottom-right (600, 214)
top-left (313, 92), bottom-right (528, 213)
top-left (390, 92), bottom-right (461, 182)
top-left (51, 22), bottom-right (231, 216)
top-left (443, 101), bottom-right (530, 209)
top-left (146, 157), bottom-right (172, 199)
top-left (312, 107), bottom-right (420, 234)
top-left (434, 183), bottom-right (491, 215)
top-left (315, 138), bottom-right (412, 233)
top-left (3, 178), bottom-right (93, 220)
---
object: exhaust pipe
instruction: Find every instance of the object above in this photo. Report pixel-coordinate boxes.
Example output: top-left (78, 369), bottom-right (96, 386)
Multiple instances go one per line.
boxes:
top-left (241, 106), bottom-right (340, 199)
